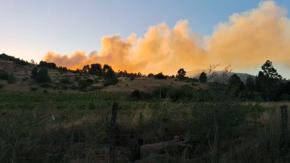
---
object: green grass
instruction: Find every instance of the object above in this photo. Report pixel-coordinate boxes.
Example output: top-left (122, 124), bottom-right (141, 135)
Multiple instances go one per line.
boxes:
top-left (0, 90), bottom-right (288, 162)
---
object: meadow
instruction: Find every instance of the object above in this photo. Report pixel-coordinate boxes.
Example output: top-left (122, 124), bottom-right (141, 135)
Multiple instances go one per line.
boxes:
top-left (0, 90), bottom-right (288, 163)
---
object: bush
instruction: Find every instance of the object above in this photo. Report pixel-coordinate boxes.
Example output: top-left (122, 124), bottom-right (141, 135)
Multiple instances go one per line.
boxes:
top-left (154, 73), bottom-right (167, 80)
top-left (0, 70), bottom-right (9, 80)
top-left (7, 73), bottom-right (16, 84)
top-left (32, 68), bottom-right (51, 83)
top-left (30, 87), bottom-right (38, 91)
top-left (199, 72), bottom-right (207, 83)
top-left (78, 79), bottom-right (93, 89)
top-left (168, 86), bottom-right (194, 101)
top-left (0, 71), bottom-right (16, 84)
top-left (60, 78), bottom-right (72, 84)
top-left (152, 86), bottom-right (170, 99)
top-left (40, 83), bottom-right (52, 88)
top-left (130, 90), bottom-right (142, 99)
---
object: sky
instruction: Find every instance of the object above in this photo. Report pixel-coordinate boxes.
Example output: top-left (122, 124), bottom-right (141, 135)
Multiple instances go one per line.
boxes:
top-left (1, 0), bottom-right (290, 77)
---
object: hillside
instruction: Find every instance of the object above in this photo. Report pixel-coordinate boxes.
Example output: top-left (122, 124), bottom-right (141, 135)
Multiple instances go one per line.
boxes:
top-left (0, 53), bottom-right (200, 93)
top-left (1, 53), bottom-right (290, 162)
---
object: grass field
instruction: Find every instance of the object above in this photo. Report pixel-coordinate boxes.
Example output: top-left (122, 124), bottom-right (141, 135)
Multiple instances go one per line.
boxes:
top-left (1, 90), bottom-right (289, 162)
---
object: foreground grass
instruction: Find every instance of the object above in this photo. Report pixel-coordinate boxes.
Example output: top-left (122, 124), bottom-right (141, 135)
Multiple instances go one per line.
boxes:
top-left (0, 91), bottom-right (288, 162)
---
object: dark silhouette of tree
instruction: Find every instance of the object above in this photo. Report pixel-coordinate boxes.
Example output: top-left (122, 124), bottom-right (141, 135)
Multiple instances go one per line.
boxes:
top-left (154, 73), bottom-right (167, 79)
top-left (199, 72), bottom-right (207, 83)
top-left (256, 60), bottom-right (283, 101)
top-left (103, 64), bottom-right (118, 86)
top-left (177, 68), bottom-right (186, 80)
top-left (148, 73), bottom-right (154, 78)
top-left (82, 65), bottom-right (90, 73)
top-left (38, 61), bottom-right (57, 69)
top-left (245, 76), bottom-right (255, 90)
top-left (89, 63), bottom-right (102, 76)
top-left (244, 76), bottom-right (256, 99)
top-left (228, 74), bottom-right (244, 91)
top-left (261, 60), bottom-right (282, 80)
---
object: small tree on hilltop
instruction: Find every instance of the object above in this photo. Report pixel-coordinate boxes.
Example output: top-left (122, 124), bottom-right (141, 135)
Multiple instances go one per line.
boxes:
top-left (199, 72), bottom-right (207, 83)
top-left (177, 68), bottom-right (186, 80)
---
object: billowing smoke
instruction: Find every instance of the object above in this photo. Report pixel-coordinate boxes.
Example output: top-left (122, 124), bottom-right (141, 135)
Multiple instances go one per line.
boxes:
top-left (44, 1), bottom-right (290, 75)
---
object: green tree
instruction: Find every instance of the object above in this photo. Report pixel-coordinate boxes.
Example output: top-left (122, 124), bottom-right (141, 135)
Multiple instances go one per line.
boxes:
top-left (199, 72), bottom-right (207, 83)
top-left (103, 64), bottom-right (118, 86)
top-left (256, 60), bottom-right (283, 101)
top-left (176, 68), bottom-right (186, 80)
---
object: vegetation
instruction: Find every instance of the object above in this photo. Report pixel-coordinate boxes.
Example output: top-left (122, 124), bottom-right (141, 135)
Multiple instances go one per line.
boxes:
top-left (0, 70), bottom-right (16, 83)
top-left (199, 72), bottom-right (207, 83)
top-left (0, 54), bottom-right (290, 162)
top-left (31, 67), bottom-right (51, 83)
top-left (103, 64), bottom-right (118, 86)
top-left (0, 53), bottom-right (29, 65)
top-left (176, 68), bottom-right (186, 80)
top-left (154, 72), bottom-right (167, 79)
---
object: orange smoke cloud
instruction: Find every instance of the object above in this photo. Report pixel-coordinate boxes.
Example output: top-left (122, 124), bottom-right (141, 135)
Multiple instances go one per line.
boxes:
top-left (44, 1), bottom-right (290, 75)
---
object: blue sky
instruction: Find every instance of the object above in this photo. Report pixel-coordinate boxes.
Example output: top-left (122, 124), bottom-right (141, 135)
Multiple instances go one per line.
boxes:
top-left (0, 0), bottom-right (290, 77)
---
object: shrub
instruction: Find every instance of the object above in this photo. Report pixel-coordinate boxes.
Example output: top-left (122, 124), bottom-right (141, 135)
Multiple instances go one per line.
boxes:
top-left (60, 78), bottom-right (71, 84)
top-left (7, 73), bottom-right (16, 84)
top-left (0, 70), bottom-right (9, 80)
top-left (88, 103), bottom-right (96, 110)
top-left (154, 73), bottom-right (167, 80)
top-left (152, 86), bottom-right (170, 99)
top-left (32, 68), bottom-right (51, 83)
top-left (168, 86), bottom-right (194, 101)
top-left (130, 90), bottom-right (142, 99)
top-left (40, 83), bottom-right (52, 88)
top-left (199, 72), bottom-right (207, 83)
top-left (30, 87), bottom-right (38, 91)
top-left (0, 71), bottom-right (16, 84)
top-left (78, 79), bottom-right (93, 89)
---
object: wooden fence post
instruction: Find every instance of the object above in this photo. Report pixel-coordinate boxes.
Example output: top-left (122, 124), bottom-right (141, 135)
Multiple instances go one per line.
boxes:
top-left (109, 102), bottom-right (119, 163)
top-left (279, 105), bottom-right (288, 159)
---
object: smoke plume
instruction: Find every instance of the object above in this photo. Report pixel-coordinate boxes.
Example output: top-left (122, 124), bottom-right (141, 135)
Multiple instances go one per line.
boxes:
top-left (44, 1), bottom-right (290, 75)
